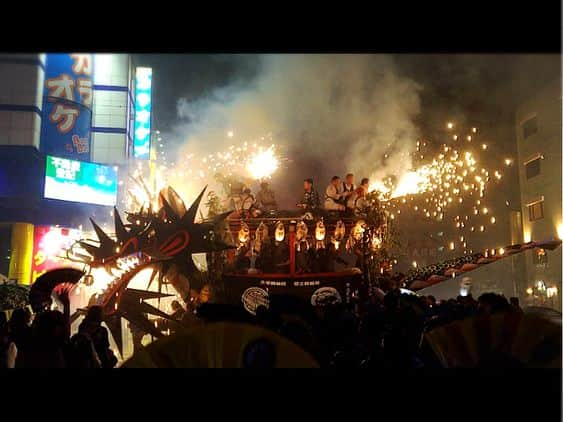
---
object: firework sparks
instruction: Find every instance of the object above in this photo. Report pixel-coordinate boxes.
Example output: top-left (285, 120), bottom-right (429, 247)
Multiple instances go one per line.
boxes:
top-left (245, 145), bottom-right (280, 180)
top-left (366, 122), bottom-right (511, 253)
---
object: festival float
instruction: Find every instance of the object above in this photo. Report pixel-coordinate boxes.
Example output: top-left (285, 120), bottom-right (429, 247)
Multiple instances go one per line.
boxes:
top-left (223, 216), bottom-right (369, 314)
top-left (26, 126), bottom-right (562, 358)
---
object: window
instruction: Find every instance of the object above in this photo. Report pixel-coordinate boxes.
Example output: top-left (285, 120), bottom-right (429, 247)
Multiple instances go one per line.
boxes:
top-left (525, 157), bottom-right (541, 179)
top-left (528, 200), bottom-right (544, 221)
top-left (522, 115), bottom-right (538, 138)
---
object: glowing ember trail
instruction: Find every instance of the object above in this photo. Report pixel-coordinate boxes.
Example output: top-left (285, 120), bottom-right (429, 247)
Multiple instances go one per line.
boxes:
top-left (366, 123), bottom-right (510, 255)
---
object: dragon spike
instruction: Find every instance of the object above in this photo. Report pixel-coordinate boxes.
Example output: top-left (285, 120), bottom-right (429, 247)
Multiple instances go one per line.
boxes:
top-left (122, 311), bottom-right (165, 341)
top-left (78, 240), bottom-right (101, 257)
top-left (182, 186), bottom-right (208, 224)
top-left (160, 195), bottom-right (180, 223)
top-left (146, 266), bottom-right (159, 290)
top-left (134, 300), bottom-right (173, 321)
top-left (113, 207), bottom-right (129, 242)
top-left (104, 313), bottom-right (124, 356)
top-left (212, 209), bottom-right (234, 224)
top-left (166, 186), bottom-right (187, 218)
top-left (122, 287), bottom-right (174, 301)
top-left (90, 218), bottom-right (116, 248)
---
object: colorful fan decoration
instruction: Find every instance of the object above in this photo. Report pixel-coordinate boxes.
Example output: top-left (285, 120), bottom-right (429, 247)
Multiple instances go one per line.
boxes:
top-left (29, 268), bottom-right (85, 313)
top-left (425, 308), bottom-right (562, 367)
top-left (122, 322), bottom-right (319, 368)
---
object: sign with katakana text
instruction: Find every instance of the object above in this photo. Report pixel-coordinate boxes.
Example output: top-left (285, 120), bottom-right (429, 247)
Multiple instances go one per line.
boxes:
top-left (40, 54), bottom-right (93, 160)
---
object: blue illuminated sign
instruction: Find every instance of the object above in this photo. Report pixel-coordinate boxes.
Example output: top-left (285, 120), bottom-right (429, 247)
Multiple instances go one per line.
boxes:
top-left (133, 67), bottom-right (152, 159)
top-left (40, 54), bottom-right (93, 161)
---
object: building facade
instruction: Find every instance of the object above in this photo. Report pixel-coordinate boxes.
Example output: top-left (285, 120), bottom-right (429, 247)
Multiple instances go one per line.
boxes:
top-left (515, 78), bottom-right (562, 309)
top-left (0, 53), bottom-right (143, 284)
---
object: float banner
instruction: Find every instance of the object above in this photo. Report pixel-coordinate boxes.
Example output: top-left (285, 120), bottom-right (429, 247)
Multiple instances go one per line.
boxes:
top-left (40, 54), bottom-right (93, 160)
top-left (133, 67), bottom-right (152, 159)
top-left (44, 155), bottom-right (118, 206)
top-left (223, 272), bottom-right (363, 314)
top-left (31, 225), bottom-right (82, 282)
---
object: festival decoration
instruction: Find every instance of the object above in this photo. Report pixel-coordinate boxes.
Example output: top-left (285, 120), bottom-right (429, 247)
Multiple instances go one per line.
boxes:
top-left (123, 322), bottom-right (318, 368)
top-left (315, 219), bottom-right (326, 250)
top-left (29, 268), bottom-right (84, 313)
top-left (404, 239), bottom-right (562, 291)
top-left (33, 185), bottom-right (235, 354)
top-left (238, 222), bottom-right (251, 246)
top-left (296, 221), bottom-right (308, 242)
top-left (425, 308), bottom-right (562, 367)
top-left (253, 222), bottom-right (269, 254)
top-left (275, 221), bottom-right (285, 243)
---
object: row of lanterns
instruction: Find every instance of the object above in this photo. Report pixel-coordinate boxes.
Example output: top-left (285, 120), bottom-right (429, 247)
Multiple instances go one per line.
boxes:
top-left (236, 219), bottom-right (380, 252)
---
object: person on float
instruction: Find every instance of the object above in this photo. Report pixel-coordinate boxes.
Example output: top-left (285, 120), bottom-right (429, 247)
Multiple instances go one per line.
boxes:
top-left (324, 176), bottom-right (347, 212)
top-left (342, 173), bottom-right (356, 197)
top-left (255, 181), bottom-right (278, 213)
top-left (347, 177), bottom-right (370, 212)
top-left (240, 188), bottom-right (256, 218)
top-left (297, 178), bottom-right (320, 211)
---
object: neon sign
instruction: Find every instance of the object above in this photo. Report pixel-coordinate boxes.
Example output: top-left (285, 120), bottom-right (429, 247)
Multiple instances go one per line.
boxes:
top-left (133, 67), bottom-right (152, 159)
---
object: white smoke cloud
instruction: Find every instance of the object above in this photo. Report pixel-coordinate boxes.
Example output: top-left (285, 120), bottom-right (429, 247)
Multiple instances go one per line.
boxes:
top-left (166, 54), bottom-right (422, 207)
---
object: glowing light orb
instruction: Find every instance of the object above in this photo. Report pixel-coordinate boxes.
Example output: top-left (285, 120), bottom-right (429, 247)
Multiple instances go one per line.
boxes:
top-left (245, 146), bottom-right (279, 180)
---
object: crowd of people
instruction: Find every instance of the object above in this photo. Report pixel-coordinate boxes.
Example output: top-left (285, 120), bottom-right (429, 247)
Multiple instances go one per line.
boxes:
top-left (0, 305), bottom-right (117, 368)
top-left (266, 289), bottom-right (526, 367)
top-left (233, 173), bottom-right (371, 218)
top-left (193, 287), bottom-right (528, 368)
top-left (0, 286), bottom-right (547, 368)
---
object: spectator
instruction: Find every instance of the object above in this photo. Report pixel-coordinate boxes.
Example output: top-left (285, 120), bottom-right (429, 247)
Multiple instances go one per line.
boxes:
top-left (8, 307), bottom-right (32, 354)
top-left (509, 297), bottom-right (523, 313)
top-left (0, 312), bottom-right (17, 369)
top-left (78, 306), bottom-right (117, 368)
top-left (67, 329), bottom-right (102, 368)
top-left (17, 310), bottom-right (68, 368)
top-left (478, 293), bottom-right (511, 315)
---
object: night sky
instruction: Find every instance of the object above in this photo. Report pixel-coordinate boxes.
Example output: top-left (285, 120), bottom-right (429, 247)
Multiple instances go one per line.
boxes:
top-left (135, 54), bottom-right (560, 136)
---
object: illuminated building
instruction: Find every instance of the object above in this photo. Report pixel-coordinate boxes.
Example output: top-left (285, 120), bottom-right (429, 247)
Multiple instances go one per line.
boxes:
top-left (0, 53), bottom-right (143, 283)
top-left (515, 78), bottom-right (562, 309)
top-left (91, 54), bottom-right (135, 164)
